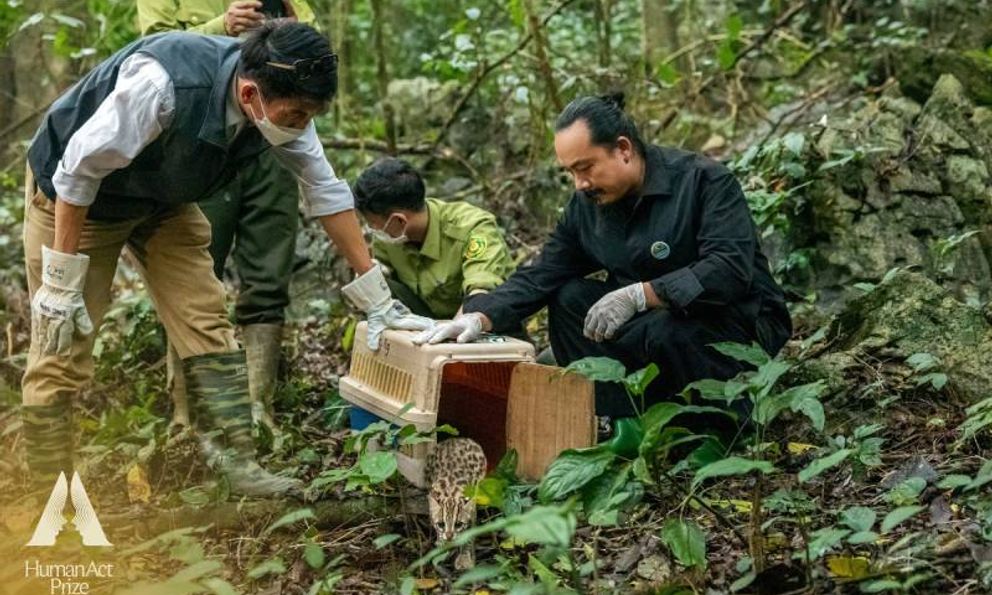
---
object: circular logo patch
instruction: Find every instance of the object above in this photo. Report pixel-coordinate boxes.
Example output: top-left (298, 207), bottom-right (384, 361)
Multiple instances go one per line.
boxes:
top-left (465, 236), bottom-right (487, 260)
top-left (650, 241), bottom-right (671, 260)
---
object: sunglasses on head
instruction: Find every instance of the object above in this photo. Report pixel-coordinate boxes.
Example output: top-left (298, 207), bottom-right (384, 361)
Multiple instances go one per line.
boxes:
top-left (265, 53), bottom-right (338, 80)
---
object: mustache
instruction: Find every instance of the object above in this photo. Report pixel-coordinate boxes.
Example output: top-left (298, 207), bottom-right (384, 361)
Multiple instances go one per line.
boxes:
top-left (581, 189), bottom-right (603, 202)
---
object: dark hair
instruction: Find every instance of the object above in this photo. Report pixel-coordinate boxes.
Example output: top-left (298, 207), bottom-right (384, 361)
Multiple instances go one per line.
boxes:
top-left (354, 158), bottom-right (427, 215)
top-left (239, 20), bottom-right (337, 103)
top-left (554, 92), bottom-right (645, 156)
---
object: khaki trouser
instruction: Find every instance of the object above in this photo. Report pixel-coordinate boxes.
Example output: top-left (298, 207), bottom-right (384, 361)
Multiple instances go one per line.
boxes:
top-left (21, 168), bottom-right (237, 407)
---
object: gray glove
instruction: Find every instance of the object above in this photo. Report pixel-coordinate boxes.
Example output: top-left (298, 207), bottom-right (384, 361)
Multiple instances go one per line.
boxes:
top-left (341, 264), bottom-right (435, 350)
top-left (31, 246), bottom-right (93, 356)
top-left (413, 312), bottom-right (485, 345)
top-left (583, 282), bottom-right (647, 342)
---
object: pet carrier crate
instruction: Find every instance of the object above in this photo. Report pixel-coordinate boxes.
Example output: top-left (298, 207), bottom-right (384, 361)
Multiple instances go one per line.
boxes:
top-left (339, 322), bottom-right (596, 487)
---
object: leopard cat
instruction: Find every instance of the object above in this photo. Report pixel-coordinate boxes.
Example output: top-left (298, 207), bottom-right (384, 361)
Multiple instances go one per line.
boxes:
top-left (424, 437), bottom-right (487, 570)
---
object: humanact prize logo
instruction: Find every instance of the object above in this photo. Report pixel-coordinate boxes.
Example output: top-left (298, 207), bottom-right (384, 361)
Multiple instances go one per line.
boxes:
top-left (22, 471), bottom-right (115, 594)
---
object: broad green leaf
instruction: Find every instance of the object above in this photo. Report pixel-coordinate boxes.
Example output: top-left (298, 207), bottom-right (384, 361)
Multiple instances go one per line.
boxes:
top-left (265, 508), bottom-right (315, 535)
top-left (564, 357), bottom-right (626, 383)
top-left (782, 132), bottom-right (805, 156)
top-left (247, 557), bottom-right (286, 579)
top-left (468, 477), bottom-right (508, 509)
top-left (861, 579), bottom-right (904, 593)
top-left (493, 448), bottom-right (519, 482)
top-left (880, 505), bottom-right (924, 533)
top-left (966, 458), bottom-right (992, 492)
top-left (304, 542), bottom-right (325, 568)
top-left (798, 449), bottom-right (852, 483)
top-left (359, 451), bottom-right (398, 484)
top-left (792, 395), bottom-right (826, 432)
top-left (505, 506), bottom-right (577, 547)
top-left (373, 533), bottom-right (401, 549)
top-left (691, 457), bottom-right (776, 490)
top-left (936, 474), bottom-right (972, 490)
top-left (661, 518), bottom-right (707, 568)
top-left (839, 506), bottom-right (876, 532)
top-left (624, 363), bottom-right (660, 397)
top-left (538, 448), bottom-right (615, 502)
top-left (453, 564), bottom-right (510, 588)
top-left (581, 462), bottom-right (632, 523)
top-left (800, 527), bottom-right (850, 560)
top-left (886, 477), bottom-right (926, 506)
top-left (846, 530), bottom-right (879, 545)
top-left (709, 341), bottom-right (770, 367)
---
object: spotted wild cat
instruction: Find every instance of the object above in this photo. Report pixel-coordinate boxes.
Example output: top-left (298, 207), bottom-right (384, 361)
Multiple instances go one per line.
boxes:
top-left (424, 437), bottom-right (487, 570)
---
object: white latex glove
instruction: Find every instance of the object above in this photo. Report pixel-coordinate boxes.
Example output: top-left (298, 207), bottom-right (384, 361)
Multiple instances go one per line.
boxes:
top-left (583, 282), bottom-right (647, 342)
top-left (32, 246), bottom-right (93, 356)
top-left (341, 264), bottom-right (435, 350)
top-left (413, 312), bottom-right (485, 345)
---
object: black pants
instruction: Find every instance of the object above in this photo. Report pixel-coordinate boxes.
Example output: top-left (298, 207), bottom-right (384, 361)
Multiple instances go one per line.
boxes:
top-left (548, 278), bottom-right (784, 418)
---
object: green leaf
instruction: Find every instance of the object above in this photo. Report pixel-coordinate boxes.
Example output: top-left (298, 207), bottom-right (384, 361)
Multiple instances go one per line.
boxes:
top-left (792, 395), bottom-right (825, 432)
top-left (265, 508), bottom-right (315, 535)
top-left (453, 564), bottom-right (510, 588)
top-left (661, 518), bottom-right (707, 568)
top-left (846, 530), bottom-right (879, 545)
top-left (468, 477), bottom-right (508, 509)
top-left (709, 341), bottom-right (770, 367)
top-left (564, 357), bottom-right (626, 383)
top-left (782, 132), bottom-right (805, 156)
top-left (691, 457), bottom-right (776, 490)
top-left (936, 474), bottom-right (972, 490)
top-left (861, 579), bottom-right (904, 593)
top-left (538, 448), bottom-right (616, 502)
top-left (801, 528), bottom-right (850, 560)
top-left (247, 557), bottom-right (286, 579)
top-left (906, 352), bottom-right (938, 372)
top-left (840, 506), bottom-right (876, 532)
top-left (886, 477), bottom-right (926, 506)
top-left (798, 449), bottom-right (852, 483)
top-left (304, 542), bottom-right (325, 569)
top-left (965, 458), bottom-right (992, 492)
top-left (359, 451), bottom-right (398, 484)
top-left (725, 13), bottom-right (743, 40)
top-left (880, 505), bottom-right (924, 533)
top-left (373, 533), bottom-right (401, 549)
top-left (493, 448), bottom-right (519, 482)
top-left (505, 506), bottom-right (577, 547)
top-left (624, 363), bottom-right (660, 397)
top-left (581, 463), bottom-right (632, 523)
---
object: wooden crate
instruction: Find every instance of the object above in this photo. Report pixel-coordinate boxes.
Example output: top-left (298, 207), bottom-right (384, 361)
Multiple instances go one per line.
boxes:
top-left (506, 363), bottom-right (596, 480)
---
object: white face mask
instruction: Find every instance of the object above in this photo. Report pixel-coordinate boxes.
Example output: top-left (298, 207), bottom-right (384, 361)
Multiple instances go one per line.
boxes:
top-left (248, 86), bottom-right (306, 146)
top-left (369, 215), bottom-right (408, 245)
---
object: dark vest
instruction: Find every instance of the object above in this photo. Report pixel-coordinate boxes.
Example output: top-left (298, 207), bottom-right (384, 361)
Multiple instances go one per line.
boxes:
top-left (27, 32), bottom-right (269, 221)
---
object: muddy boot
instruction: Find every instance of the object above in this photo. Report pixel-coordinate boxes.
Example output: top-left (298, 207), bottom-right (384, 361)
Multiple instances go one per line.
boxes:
top-left (21, 395), bottom-right (74, 492)
top-left (182, 351), bottom-right (302, 499)
top-left (243, 323), bottom-right (281, 434)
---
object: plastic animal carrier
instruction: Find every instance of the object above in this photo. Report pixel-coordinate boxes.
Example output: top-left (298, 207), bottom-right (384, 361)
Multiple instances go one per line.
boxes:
top-left (339, 322), bottom-right (596, 486)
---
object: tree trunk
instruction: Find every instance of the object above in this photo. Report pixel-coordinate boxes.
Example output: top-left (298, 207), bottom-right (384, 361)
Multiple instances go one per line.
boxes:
top-left (641, 0), bottom-right (682, 78)
top-left (523, 0), bottom-right (563, 113)
top-left (369, 0), bottom-right (397, 153)
top-left (331, 0), bottom-right (352, 127)
top-left (594, 0), bottom-right (612, 69)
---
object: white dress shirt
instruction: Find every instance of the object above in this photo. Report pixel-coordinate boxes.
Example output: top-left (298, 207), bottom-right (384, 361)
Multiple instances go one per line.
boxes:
top-left (52, 52), bottom-right (354, 218)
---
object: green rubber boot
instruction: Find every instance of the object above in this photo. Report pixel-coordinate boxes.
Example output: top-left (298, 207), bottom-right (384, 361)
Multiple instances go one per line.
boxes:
top-left (183, 351), bottom-right (302, 499)
top-left (21, 395), bottom-right (74, 490)
top-left (243, 323), bottom-right (282, 434)
top-left (602, 417), bottom-right (644, 458)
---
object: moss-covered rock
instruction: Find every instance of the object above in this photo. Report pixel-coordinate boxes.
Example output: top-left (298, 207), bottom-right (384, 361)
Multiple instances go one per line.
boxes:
top-left (791, 269), bottom-right (992, 405)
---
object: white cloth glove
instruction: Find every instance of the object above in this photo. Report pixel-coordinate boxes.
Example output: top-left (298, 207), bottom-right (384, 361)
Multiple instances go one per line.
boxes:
top-left (583, 282), bottom-right (647, 342)
top-left (32, 246), bottom-right (93, 356)
top-left (413, 312), bottom-right (485, 345)
top-left (341, 264), bottom-right (435, 350)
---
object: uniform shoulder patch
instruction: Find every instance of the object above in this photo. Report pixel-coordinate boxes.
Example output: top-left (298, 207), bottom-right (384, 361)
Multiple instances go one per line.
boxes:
top-left (464, 236), bottom-right (488, 260)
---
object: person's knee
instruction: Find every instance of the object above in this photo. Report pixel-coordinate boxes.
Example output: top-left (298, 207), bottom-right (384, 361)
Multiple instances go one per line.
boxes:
top-left (549, 278), bottom-right (607, 321)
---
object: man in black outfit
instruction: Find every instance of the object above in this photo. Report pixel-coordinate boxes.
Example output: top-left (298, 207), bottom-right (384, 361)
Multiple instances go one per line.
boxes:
top-left (417, 93), bottom-right (791, 432)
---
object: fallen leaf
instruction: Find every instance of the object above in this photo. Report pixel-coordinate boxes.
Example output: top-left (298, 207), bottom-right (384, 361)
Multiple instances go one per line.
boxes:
top-left (127, 464), bottom-right (151, 504)
top-left (827, 555), bottom-right (870, 578)
top-left (787, 442), bottom-right (817, 455)
top-left (415, 577), bottom-right (440, 590)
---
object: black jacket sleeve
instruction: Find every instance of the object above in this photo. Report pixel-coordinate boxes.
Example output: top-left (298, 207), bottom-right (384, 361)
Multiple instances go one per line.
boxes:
top-left (649, 170), bottom-right (756, 310)
top-left (464, 197), bottom-right (599, 333)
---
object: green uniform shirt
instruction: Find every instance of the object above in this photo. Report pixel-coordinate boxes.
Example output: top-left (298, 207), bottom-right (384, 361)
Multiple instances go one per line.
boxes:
top-left (374, 198), bottom-right (516, 319)
top-left (138, 0), bottom-right (316, 36)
